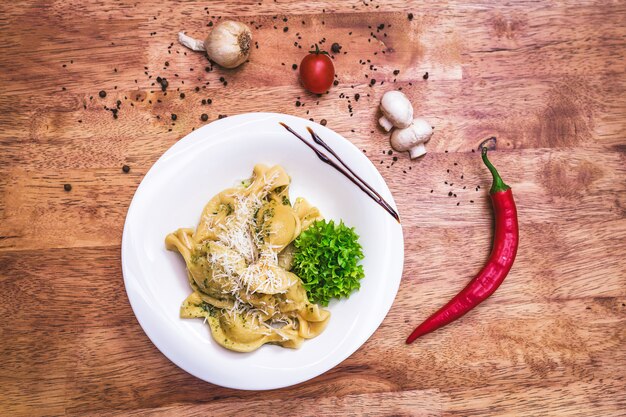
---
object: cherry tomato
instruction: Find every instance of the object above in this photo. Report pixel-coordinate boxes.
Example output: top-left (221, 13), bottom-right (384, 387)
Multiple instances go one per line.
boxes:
top-left (299, 45), bottom-right (335, 94)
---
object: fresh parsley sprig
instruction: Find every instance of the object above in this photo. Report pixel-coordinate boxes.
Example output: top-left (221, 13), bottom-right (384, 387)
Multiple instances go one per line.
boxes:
top-left (293, 220), bottom-right (365, 306)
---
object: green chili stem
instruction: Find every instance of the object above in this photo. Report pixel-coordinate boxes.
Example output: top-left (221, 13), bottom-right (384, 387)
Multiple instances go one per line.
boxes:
top-left (481, 147), bottom-right (510, 194)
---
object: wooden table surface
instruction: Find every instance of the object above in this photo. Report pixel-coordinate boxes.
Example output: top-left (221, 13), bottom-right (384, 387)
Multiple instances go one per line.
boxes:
top-left (1, 0), bottom-right (625, 415)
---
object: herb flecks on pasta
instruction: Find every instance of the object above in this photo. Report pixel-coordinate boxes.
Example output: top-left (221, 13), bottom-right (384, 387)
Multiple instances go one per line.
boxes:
top-left (165, 164), bottom-right (329, 352)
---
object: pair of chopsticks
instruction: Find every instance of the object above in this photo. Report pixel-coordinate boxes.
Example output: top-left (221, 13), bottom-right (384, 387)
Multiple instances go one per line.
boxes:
top-left (279, 122), bottom-right (400, 223)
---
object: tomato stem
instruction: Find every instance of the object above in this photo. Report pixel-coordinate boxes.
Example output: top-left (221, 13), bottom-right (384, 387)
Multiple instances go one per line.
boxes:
top-left (309, 44), bottom-right (329, 55)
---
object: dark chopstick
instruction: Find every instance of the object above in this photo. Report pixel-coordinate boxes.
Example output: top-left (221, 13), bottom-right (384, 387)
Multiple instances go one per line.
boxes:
top-left (306, 126), bottom-right (398, 217)
top-left (279, 122), bottom-right (400, 223)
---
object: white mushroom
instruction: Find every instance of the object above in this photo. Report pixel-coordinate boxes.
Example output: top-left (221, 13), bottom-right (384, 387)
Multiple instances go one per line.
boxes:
top-left (390, 118), bottom-right (434, 159)
top-left (378, 91), bottom-right (413, 132)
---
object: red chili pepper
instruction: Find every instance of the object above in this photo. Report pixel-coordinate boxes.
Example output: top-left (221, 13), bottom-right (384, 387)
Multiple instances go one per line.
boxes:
top-left (406, 145), bottom-right (519, 344)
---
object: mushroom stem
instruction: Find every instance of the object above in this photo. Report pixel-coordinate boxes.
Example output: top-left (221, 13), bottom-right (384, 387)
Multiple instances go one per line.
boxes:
top-left (378, 116), bottom-right (394, 132)
top-left (178, 32), bottom-right (205, 52)
top-left (409, 143), bottom-right (427, 159)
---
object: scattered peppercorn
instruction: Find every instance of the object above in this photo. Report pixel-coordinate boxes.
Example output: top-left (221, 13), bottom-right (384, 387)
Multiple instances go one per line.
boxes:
top-left (180, 93), bottom-right (185, 99)
top-left (408, 13), bottom-right (414, 21)
top-left (201, 113), bottom-right (208, 121)
top-left (64, 184), bottom-right (72, 192)
top-left (171, 113), bottom-right (177, 121)
top-left (295, 100), bottom-right (301, 107)
top-left (292, 63), bottom-right (298, 70)
top-left (448, 191), bottom-right (453, 197)
top-left (354, 93), bottom-right (360, 101)
top-left (283, 27), bottom-right (288, 32)
top-left (393, 70), bottom-right (400, 76)
top-left (99, 90), bottom-right (106, 98)
top-left (122, 165), bottom-right (130, 173)
top-left (320, 119), bottom-right (327, 126)
top-left (423, 72), bottom-right (429, 80)
top-left (331, 42), bottom-right (341, 53)
top-left (387, 150), bottom-right (392, 155)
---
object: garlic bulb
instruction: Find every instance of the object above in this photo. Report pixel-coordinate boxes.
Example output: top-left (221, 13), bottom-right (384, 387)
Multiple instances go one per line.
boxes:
top-left (178, 21), bottom-right (252, 69)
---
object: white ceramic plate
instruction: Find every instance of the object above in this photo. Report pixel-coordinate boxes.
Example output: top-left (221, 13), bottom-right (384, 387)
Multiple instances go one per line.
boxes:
top-left (122, 112), bottom-right (404, 390)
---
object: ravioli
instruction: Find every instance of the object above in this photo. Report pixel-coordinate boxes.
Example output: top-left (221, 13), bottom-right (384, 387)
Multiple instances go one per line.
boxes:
top-left (165, 164), bottom-right (329, 352)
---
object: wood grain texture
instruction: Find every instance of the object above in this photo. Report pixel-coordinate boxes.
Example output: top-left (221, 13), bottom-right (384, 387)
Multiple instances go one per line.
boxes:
top-left (1, 0), bottom-right (625, 416)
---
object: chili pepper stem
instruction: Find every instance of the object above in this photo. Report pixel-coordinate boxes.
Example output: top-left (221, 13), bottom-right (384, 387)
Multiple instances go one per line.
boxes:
top-left (481, 147), bottom-right (510, 194)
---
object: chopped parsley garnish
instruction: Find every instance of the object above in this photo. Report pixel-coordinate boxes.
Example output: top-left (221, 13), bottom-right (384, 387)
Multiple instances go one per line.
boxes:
top-left (200, 302), bottom-right (215, 316)
top-left (293, 220), bottom-right (364, 306)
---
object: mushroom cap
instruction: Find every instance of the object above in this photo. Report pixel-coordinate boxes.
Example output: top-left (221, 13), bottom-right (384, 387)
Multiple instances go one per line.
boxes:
top-left (390, 118), bottom-right (434, 152)
top-left (379, 91), bottom-right (413, 129)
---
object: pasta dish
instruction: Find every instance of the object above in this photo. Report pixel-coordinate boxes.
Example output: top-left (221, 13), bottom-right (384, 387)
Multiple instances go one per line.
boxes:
top-left (165, 164), bottom-right (330, 352)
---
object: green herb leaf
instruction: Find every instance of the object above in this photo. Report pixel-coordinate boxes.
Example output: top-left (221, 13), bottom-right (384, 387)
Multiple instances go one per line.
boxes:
top-left (292, 220), bottom-right (364, 306)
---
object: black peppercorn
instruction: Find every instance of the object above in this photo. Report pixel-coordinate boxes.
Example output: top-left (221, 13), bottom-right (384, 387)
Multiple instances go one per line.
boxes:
top-left (423, 72), bottom-right (429, 80)
top-left (64, 184), bottom-right (72, 191)
top-left (122, 165), bottom-right (130, 173)
top-left (331, 42), bottom-right (341, 53)
top-left (320, 119), bottom-right (327, 126)
top-left (283, 27), bottom-right (288, 32)
top-left (295, 101), bottom-right (301, 107)
top-left (292, 64), bottom-right (297, 70)
top-left (180, 93), bottom-right (185, 99)
top-left (370, 79), bottom-right (376, 86)
top-left (201, 113), bottom-right (208, 121)
top-left (171, 113), bottom-right (177, 121)
top-left (408, 13), bottom-right (414, 21)
top-left (99, 90), bottom-right (106, 98)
